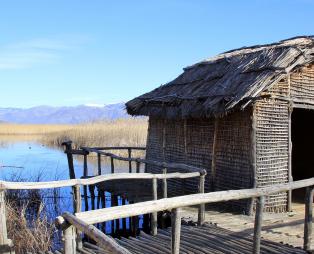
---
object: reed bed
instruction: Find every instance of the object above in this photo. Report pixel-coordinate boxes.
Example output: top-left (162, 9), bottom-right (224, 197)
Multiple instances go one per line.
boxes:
top-left (0, 118), bottom-right (148, 149)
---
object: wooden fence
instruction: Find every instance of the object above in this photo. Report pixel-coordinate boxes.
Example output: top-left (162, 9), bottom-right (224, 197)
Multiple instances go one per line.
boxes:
top-left (56, 177), bottom-right (314, 254)
top-left (0, 171), bottom-right (205, 254)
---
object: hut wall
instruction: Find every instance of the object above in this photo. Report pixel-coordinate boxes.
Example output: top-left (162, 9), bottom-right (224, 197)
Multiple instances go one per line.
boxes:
top-left (290, 64), bottom-right (314, 101)
top-left (145, 111), bottom-right (253, 213)
top-left (255, 98), bottom-right (289, 212)
top-left (214, 110), bottom-right (253, 214)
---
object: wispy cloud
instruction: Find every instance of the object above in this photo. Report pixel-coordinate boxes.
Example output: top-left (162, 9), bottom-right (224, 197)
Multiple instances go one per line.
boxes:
top-left (0, 36), bottom-right (88, 70)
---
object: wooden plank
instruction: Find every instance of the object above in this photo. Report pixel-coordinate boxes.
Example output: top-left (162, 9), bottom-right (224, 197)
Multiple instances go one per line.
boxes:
top-left (69, 177), bottom-right (314, 225)
top-left (171, 208), bottom-right (181, 254)
top-left (253, 196), bottom-right (265, 254)
top-left (61, 212), bottom-right (131, 254)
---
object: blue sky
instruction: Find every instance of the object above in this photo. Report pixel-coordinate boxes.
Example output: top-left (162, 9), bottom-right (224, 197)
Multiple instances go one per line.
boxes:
top-left (0, 0), bottom-right (313, 108)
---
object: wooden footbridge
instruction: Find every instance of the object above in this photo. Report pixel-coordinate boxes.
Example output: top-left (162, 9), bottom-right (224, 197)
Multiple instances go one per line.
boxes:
top-left (0, 143), bottom-right (314, 254)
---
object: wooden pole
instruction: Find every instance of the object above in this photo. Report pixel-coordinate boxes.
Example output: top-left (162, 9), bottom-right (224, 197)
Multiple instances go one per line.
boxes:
top-left (171, 208), bottom-right (181, 254)
top-left (97, 153), bottom-right (102, 175)
top-left (128, 149), bottom-right (132, 173)
top-left (0, 191), bottom-right (8, 246)
top-left (210, 118), bottom-right (218, 191)
top-left (63, 224), bottom-right (76, 254)
top-left (62, 141), bottom-right (76, 179)
top-left (304, 186), bottom-right (314, 251)
top-left (198, 173), bottom-right (205, 226)
top-left (253, 196), bottom-right (265, 254)
top-left (111, 157), bottom-right (115, 174)
top-left (250, 104), bottom-right (257, 215)
top-left (83, 154), bottom-right (88, 211)
top-left (151, 178), bottom-right (158, 236)
top-left (136, 161), bottom-right (140, 173)
top-left (73, 185), bottom-right (82, 249)
top-left (287, 104), bottom-right (293, 212)
top-left (162, 168), bottom-right (168, 199)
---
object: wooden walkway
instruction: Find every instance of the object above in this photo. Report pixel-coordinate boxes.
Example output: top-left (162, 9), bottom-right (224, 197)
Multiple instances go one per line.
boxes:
top-left (70, 224), bottom-right (306, 254)
top-left (181, 203), bottom-right (311, 250)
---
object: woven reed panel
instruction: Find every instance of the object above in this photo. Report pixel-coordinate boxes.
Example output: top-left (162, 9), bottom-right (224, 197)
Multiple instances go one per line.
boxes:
top-left (214, 110), bottom-right (253, 214)
top-left (255, 99), bottom-right (289, 213)
top-left (290, 64), bottom-right (314, 101)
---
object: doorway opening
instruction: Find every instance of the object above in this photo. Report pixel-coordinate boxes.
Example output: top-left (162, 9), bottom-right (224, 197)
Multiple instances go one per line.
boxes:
top-left (291, 108), bottom-right (314, 203)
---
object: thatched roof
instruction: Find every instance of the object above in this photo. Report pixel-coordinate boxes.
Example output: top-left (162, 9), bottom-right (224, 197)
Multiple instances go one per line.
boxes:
top-left (126, 36), bottom-right (314, 119)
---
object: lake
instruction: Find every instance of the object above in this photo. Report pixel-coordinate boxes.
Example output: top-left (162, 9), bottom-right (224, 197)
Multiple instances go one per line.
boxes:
top-left (0, 140), bottom-right (136, 237)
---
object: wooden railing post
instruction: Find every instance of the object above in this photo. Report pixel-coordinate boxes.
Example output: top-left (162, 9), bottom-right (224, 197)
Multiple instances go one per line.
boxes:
top-left (97, 153), bottom-right (102, 175)
top-left (198, 171), bottom-right (206, 226)
top-left (253, 196), bottom-right (265, 254)
top-left (162, 168), bottom-right (168, 199)
top-left (136, 161), bottom-right (140, 173)
top-left (63, 224), bottom-right (76, 254)
top-left (304, 186), bottom-right (314, 251)
top-left (128, 149), bottom-right (132, 173)
top-left (73, 185), bottom-right (82, 249)
top-left (0, 190), bottom-right (14, 254)
top-left (83, 153), bottom-right (89, 211)
top-left (62, 141), bottom-right (76, 179)
top-left (111, 157), bottom-right (115, 174)
top-left (151, 177), bottom-right (158, 236)
top-left (171, 208), bottom-right (181, 254)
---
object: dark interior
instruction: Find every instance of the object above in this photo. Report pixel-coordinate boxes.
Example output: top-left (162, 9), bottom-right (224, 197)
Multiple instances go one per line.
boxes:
top-left (291, 108), bottom-right (314, 202)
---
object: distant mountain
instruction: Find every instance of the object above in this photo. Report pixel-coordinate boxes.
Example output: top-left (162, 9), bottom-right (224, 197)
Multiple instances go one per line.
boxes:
top-left (0, 103), bottom-right (130, 124)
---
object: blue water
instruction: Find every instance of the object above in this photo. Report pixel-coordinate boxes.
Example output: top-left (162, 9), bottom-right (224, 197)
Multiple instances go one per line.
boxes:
top-left (0, 141), bottom-right (135, 235)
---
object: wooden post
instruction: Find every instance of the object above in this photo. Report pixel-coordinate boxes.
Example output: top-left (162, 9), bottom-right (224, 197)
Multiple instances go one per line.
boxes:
top-left (171, 208), bottom-right (181, 254)
top-left (151, 178), bottom-right (158, 236)
top-left (73, 185), bottom-right (82, 249)
top-left (63, 224), bottom-right (76, 254)
top-left (0, 190), bottom-right (13, 254)
top-left (97, 153), bottom-right (102, 175)
top-left (128, 149), bottom-right (132, 173)
top-left (250, 104), bottom-right (257, 215)
top-left (210, 118), bottom-right (218, 191)
top-left (136, 161), bottom-right (140, 173)
top-left (62, 141), bottom-right (76, 179)
top-left (83, 154), bottom-right (89, 211)
top-left (162, 168), bottom-right (168, 199)
top-left (253, 196), bottom-right (265, 254)
top-left (198, 173), bottom-right (205, 226)
top-left (287, 104), bottom-right (293, 212)
top-left (111, 157), bottom-right (115, 174)
top-left (304, 186), bottom-right (314, 251)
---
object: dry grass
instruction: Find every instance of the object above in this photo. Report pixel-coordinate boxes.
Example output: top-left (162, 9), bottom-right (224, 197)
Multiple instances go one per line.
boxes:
top-left (6, 201), bottom-right (56, 254)
top-left (0, 118), bottom-right (148, 148)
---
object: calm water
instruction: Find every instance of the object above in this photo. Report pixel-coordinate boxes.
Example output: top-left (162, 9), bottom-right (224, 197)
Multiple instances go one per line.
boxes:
top-left (0, 141), bottom-right (134, 236)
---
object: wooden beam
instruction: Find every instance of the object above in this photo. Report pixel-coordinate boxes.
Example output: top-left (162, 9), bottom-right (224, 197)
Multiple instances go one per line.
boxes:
top-left (250, 104), bottom-right (257, 215)
top-left (62, 141), bottom-right (76, 179)
top-left (111, 158), bottom-right (115, 174)
top-left (128, 149), bottom-right (132, 173)
top-left (288, 105), bottom-right (293, 212)
top-left (0, 191), bottom-right (8, 246)
top-left (162, 168), bottom-right (168, 199)
top-left (97, 153), bottom-right (102, 175)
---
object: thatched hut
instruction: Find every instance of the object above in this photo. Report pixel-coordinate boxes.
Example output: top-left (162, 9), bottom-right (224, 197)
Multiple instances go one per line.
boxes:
top-left (126, 36), bottom-right (314, 214)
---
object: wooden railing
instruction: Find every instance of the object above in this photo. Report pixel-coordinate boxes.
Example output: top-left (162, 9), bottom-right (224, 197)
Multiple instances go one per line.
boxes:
top-left (56, 177), bottom-right (314, 254)
top-left (0, 171), bottom-right (205, 254)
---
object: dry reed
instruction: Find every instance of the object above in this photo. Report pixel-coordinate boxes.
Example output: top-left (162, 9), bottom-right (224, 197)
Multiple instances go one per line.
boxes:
top-left (0, 118), bottom-right (148, 148)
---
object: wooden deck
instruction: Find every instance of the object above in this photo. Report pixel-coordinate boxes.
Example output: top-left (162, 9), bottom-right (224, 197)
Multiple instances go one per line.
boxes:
top-left (62, 224), bottom-right (306, 254)
top-left (181, 203), bottom-right (311, 250)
